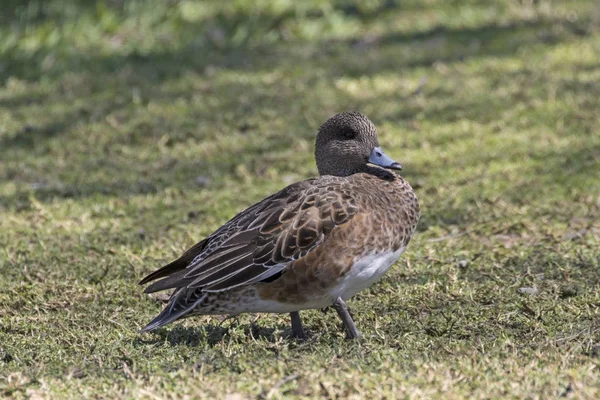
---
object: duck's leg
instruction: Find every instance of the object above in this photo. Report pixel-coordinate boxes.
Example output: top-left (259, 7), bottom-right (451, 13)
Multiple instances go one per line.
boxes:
top-left (333, 297), bottom-right (361, 339)
top-left (290, 311), bottom-right (306, 339)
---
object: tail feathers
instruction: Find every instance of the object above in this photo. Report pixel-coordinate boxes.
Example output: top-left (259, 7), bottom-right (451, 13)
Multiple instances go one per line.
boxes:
top-left (140, 290), bottom-right (207, 333)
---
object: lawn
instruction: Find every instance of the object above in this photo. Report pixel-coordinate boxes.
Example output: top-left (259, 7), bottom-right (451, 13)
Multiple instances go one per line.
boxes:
top-left (1, 0), bottom-right (599, 398)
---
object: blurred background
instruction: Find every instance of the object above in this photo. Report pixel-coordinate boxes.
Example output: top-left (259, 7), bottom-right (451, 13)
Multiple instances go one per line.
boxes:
top-left (2, 0), bottom-right (598, 214)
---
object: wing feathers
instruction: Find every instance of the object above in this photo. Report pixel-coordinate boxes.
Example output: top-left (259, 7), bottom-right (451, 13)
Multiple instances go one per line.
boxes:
top-left (138, 238), bottom-right (209, 285)
top-left (189, 253), bottom-right (254, 288)
top-left (143, 271), bottom-right (193, 293)
top-left (183, 243), bottom-right (248, 279)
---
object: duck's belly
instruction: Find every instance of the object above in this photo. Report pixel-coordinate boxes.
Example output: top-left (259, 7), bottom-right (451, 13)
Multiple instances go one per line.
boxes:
top-left (329, 247), bottom-right (405, 301)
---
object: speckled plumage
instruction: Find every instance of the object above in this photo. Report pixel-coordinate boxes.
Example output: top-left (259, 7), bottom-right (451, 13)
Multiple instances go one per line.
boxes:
top-left (139, 112), bottom-right (420, 337)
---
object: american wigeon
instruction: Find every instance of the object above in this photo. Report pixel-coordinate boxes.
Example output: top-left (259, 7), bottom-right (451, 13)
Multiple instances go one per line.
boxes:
top-left (140, 112), bottom-right (420, 339)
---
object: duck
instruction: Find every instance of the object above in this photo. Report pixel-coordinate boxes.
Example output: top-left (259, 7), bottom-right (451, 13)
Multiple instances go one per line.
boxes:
top-left (139, 112), bottom-right (420, 339)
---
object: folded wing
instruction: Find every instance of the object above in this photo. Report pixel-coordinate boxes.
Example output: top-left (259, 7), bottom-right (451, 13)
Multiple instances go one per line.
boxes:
top-left (140, 177), bottom-right (359, 294)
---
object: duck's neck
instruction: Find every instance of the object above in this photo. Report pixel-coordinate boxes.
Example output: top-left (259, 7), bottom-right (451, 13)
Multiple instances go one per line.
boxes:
top-left (356, 165), bottom-right (397, 181)
top-left (320, 164), bottom-right (396, 181)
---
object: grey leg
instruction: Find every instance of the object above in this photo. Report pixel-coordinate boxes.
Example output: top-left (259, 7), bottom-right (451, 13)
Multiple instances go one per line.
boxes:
top-left (332, 297), bottom-right (361, 339)
top-left (290, 311), bottom-right (306, 339)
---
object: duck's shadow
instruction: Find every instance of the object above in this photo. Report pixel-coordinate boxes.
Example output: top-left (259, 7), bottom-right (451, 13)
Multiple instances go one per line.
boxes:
top-left (133, 321), bottom-right (298, 347)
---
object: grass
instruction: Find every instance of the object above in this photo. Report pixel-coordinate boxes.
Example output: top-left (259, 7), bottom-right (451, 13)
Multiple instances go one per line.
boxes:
top-left (1, 0), bottom-right (599, 398)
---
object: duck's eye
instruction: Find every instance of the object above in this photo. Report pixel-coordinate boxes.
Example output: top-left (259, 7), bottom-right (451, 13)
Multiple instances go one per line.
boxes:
top-left (342, 129), bottom-right (356, 139)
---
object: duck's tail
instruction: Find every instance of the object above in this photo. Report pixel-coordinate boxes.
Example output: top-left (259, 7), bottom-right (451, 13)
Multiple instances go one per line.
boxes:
top-left (140, 289), bottom-right (207, 332)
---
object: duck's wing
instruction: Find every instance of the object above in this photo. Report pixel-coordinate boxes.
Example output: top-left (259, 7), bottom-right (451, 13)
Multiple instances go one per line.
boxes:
top-left (139, 177), bottom-right (359, 294)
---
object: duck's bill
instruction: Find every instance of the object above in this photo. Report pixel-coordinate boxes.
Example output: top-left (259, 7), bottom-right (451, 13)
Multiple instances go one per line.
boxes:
top-left (368, 147), bottom-right (403, 170)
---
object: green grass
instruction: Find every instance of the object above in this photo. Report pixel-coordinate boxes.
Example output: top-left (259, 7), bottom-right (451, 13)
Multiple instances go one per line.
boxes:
top-left (1, 0), bottom-right (599, 398)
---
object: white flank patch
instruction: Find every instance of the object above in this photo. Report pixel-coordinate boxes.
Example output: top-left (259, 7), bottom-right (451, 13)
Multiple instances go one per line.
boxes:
top-left (329, 247), bottom-right (405, 301)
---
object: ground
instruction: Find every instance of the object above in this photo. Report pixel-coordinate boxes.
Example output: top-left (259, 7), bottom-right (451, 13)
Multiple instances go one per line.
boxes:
top-left (1, 0), bottom-right (599, 398)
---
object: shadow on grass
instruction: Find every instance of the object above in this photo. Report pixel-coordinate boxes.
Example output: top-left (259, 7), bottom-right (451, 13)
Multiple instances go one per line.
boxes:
top-left (134, 321), bottom-right (291, 347)
top-left (335, 18), bottom-right (583, 77)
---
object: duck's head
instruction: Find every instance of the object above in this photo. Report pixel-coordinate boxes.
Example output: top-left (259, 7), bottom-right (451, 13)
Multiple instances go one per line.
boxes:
top-left (315, 112), bottom-right (402, 177)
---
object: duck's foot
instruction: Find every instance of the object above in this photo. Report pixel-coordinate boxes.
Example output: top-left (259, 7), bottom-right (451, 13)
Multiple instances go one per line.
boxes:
top-left (290, 311), bottom-right (306, 339)
top-left (333, 297), bottom-right (361, 339)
